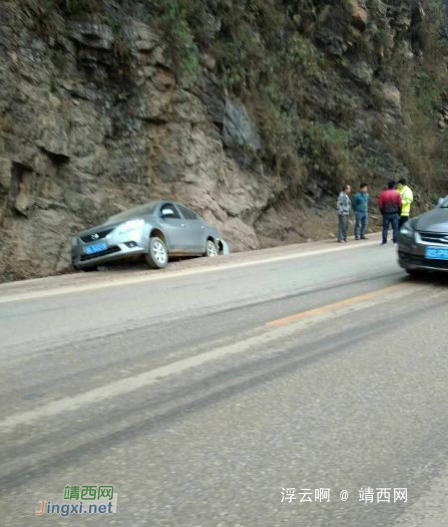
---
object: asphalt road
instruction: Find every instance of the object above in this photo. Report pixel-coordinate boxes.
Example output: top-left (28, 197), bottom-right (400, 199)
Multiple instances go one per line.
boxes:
top-left (1, 237), bottom-right (448, 527)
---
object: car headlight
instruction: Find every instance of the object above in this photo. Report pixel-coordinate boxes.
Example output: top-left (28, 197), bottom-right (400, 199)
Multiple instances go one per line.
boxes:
top-left (116, 219), bottom-right (145, 234)
top-left (400, 223), bottom-right (414, 238)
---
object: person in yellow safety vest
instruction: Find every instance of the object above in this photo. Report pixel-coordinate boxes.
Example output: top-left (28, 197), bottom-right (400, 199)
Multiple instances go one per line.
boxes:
top-left (397, 178), bottom-right (414, 229)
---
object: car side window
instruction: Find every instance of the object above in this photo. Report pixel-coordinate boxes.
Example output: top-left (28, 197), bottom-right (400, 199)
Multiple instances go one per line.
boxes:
top-left (161, 204), bottom-right (181, 219)
top-left (178, 205), bottom-right (199, 220)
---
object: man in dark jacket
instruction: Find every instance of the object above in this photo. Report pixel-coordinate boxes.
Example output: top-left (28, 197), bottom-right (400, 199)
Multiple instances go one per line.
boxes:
top-left (354, 183), bottom-right (370, 240)
top-left (379, 181), bottom-right (402, 245)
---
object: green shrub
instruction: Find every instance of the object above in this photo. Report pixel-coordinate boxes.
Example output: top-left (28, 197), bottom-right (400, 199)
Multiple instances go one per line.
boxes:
top-left (303, 121), bottom-right (353, 189)
top-left (152, 0), bottom-right (203, 78)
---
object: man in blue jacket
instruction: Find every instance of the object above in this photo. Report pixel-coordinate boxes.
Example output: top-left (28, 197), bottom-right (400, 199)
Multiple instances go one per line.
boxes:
top-left (354, 183), bottom-right (370, 240)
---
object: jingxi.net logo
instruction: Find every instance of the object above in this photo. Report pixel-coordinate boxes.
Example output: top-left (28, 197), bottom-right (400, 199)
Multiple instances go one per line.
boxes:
top-left (36, 485), bottom-right (118, 516)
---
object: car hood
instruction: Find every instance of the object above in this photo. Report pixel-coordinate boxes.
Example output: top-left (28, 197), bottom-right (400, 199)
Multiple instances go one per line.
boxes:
top-left (414, 208), bottom-right (448, 233)
top-left (77, 222), bottom-right (121, 238)
top-left (77, 215), bottom-right (155, 238)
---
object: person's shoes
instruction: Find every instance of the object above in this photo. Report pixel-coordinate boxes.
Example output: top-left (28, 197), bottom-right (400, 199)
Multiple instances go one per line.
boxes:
top-left (381, 242), bottom-right (387, 246)
top-left (355, 237), bottom-right (360, 240)
top-left (338, 240), bottom-right (343, 243)
top-left (361, 236), bottom-right (368, 240)
top-left (344, 238), bottom-right (348, 242)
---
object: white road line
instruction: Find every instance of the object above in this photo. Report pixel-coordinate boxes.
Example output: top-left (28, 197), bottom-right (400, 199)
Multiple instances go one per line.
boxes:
top-left (0, 240), bottom-right (381, 304)
top-left (0, 283), bottom-right (414, 432)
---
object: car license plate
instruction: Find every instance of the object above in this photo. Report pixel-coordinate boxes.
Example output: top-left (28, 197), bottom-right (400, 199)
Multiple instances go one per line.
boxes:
top-left (425, 247), bottom-right (448, 260)
top-left (85, 241), bottom-right (107, 255)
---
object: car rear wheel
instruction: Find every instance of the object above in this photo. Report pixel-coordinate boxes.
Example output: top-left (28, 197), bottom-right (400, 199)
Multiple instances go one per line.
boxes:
top-left (145, 237), bottom-right (168, 269)
top-left (205, 239), bottom-right (218, 257)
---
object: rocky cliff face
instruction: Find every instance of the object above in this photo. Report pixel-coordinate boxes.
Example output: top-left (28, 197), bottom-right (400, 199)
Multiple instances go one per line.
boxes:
top-left (0, 0), bottom-right (447, 280)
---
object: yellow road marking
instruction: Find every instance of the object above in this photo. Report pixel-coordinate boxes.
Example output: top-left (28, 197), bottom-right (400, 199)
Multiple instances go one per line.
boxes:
top-left (267, 283), bottom-right (410, 328)
top-left (0, 282), bottom-right (414, 432)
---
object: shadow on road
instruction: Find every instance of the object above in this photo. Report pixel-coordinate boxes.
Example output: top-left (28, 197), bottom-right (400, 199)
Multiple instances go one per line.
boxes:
top-left (406, 271), bottom-right (448, 286)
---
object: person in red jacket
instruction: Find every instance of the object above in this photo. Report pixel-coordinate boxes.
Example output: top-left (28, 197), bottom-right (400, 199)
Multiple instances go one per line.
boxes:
top-left (379, 181), bottom-right (402, 245)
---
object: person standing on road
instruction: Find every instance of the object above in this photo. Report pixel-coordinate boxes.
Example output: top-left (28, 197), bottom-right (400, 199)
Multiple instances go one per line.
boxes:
top-left (337, 185), bottom-right (352, 243)
top-left (396, 178), bottom-right (414, 228)
top-left (354, 183), bottom-right (370, 240)
top-left (379, 181), bottom-right (402, 245)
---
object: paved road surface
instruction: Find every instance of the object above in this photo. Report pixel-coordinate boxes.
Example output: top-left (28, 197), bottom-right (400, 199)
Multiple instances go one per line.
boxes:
top-left (1, 237), bottom-right (448, 526)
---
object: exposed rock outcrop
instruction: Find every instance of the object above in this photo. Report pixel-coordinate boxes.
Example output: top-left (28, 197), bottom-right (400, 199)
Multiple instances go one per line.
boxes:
top-left (0, 0), bottom-right (447, 280)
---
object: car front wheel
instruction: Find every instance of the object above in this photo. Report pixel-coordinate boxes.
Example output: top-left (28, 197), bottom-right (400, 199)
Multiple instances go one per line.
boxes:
top-left (145, 237), bottom-right (169, 269)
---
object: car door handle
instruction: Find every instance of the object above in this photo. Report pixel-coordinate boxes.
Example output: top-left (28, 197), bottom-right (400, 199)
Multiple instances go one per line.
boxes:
top-left (201, 225), bottom-right (205, 229)
top-left (181, 223), bottom-right (186, 227)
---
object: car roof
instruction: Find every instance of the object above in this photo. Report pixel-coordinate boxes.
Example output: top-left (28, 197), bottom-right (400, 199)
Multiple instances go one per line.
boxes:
top-left (105, 200), bottom-right (198, 223)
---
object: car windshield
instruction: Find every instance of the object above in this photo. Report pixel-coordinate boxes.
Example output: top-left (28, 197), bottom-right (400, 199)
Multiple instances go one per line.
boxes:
top-left (105, 202), bottom-right (158, 224)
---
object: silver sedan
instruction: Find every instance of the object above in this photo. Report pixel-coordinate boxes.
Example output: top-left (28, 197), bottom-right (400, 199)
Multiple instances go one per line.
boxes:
top-left (71, 200), bottom-right (229, 271)
top-left (398, 196), bottom-right (448, 275)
